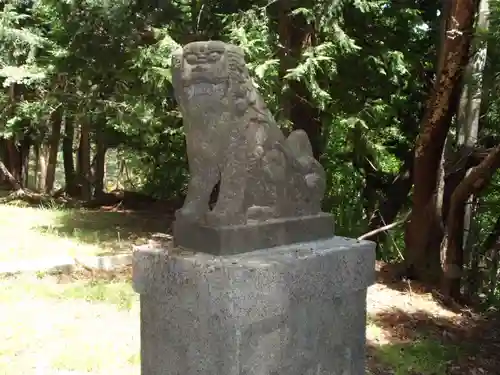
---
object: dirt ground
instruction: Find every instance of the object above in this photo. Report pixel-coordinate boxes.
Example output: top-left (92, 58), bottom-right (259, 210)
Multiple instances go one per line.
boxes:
top-left (367, 261), bottom-right (500, 375)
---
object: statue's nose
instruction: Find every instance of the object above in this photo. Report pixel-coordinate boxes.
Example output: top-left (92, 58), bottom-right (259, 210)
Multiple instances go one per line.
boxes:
top-left (192, 64), bottom-right (208, 72)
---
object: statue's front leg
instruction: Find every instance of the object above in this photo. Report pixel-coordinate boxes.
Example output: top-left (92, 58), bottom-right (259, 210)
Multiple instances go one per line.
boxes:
top-left (176, 158), bottom-right (219, 224)
top-left (206, 135), bottom-right (251, 226)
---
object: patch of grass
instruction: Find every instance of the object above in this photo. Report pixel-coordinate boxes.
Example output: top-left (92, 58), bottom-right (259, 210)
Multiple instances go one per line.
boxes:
top-left (0, 204), bottom-right (171, 262)
top-left (0, 205), bottom-right (97, 262)
top-left (0, 274), bottom-right (139, 375)
top-left (41, 208), bottom-right (170, 255)
top-left (0, 274), bottom-right (138, 310)
top-left (373, 338), bottom-right (461, 375)
top-left (58, 280), bottom-right (138, 310)
top-left (50, 336), bottom-right (138, 373)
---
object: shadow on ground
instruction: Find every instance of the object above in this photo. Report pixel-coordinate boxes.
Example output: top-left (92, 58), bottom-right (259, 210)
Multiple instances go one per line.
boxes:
top-left (35, 209), bottom-right (174, 255)
top-left (367, 307), bottom-right (500, 375)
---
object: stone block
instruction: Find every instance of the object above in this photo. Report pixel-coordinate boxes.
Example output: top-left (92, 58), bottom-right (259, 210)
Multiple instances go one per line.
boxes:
top-left (133, 236), bottom-right (375, 375)
top-left (173, 212), bottom-right (335, 255)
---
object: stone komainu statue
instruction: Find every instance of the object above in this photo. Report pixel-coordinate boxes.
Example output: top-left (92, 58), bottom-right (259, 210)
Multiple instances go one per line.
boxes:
top-left (171, 40), bottom-right (326, 226)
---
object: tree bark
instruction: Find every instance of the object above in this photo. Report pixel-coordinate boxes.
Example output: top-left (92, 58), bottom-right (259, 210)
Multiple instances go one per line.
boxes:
top-left (77, 122), bottom-right (91, 201)
top-left (92, 128), bottom-right (107, 198)
top-left (45, 107), bottom-right (63, 193)
top-left (484, 215), bottom-right (500, 300)
top-left (441, 144), bottom-right (500, 299)
top-left (0, 160), bottom-right (22, 191)
top-left (405, 0), bottom-right (479, 284)
top-left (458, 0), bottom-right (489, 264)
top-left (20, 137), bottom-right (30, 187)
top-left (6, 139), bottom-right (22, 184)
top-left (62, 116), bottom-right (78, 196)
top-left (37, 144), bottom-right (48, 192)
top-left (438, 0), bottom-right (489, 300)
top-left (272, 0), bottom-right (323, 159)
top-left (33, 143), bottom-right (39, 191)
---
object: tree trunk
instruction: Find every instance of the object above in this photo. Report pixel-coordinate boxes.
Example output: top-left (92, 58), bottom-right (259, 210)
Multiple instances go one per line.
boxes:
top-left (6, 139), bottom-right (22, 184)
top-left (463, 198), bottom-right (480, 301)
top-left (0, 160), bottom-right (22, 191)
top-left (3, 137), bottom-right (30, 188)
top-left (405, 0), bottom-right (478, 284)
top-left (20, 136), bottom-right (30, 188)
top-left (458, 0), bottom-right (489, 270)
top-left (33, 143), bottom-right (39, 191)
top-left (63, 116), bottom-right (78, 196)
top-left (479, 214), bottom-right (500, 301)
top-left (78, 122), bottom-right (91, 201)
top-left (271, 0), bottom-right (323, 159)
top-left (45, 107), bottom-right (63, 193)
top-left (37, 144), bottom-right (48, 192)
top-left (441, 144), bottom-right (500, 299)
top-left (438, 0), bottom-right (490, 300)
top-left (92, 128), bottom-right (107, 198)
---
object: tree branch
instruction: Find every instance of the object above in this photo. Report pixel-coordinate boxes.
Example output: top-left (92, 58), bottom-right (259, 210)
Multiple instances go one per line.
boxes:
top-left (440, 143), bottom-right (500, 298)
top-left (451, 144), bottom-right (500, 203)
top-left (358, 211), bottom-right (411, 241)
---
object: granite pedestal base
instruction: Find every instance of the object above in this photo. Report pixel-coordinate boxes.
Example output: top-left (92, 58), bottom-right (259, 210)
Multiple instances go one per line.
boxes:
top-left (173, 213), bottom-right (335, 255)
top-left (133, 236), bottom-right (375, 375)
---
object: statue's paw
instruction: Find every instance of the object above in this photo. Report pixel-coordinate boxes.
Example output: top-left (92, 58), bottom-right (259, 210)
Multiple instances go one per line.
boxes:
top-left (246, 205), bottom-right (275, 222)
top-left (175, 205), bottom-right (204, 223)
top-left (205, 211), bottom-right (226, 226)
top-left (304, 173), bottom-right (320, 188)
top-left (205, 210), bottom-right (246, 227)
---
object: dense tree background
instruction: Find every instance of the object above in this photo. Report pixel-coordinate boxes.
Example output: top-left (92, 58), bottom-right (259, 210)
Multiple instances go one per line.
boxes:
top-left (0, 0), bottom-right (499, 305)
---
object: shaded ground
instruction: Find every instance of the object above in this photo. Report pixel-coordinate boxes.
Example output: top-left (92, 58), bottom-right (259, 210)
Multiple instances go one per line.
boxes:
top-left (38, 208), bottom-right (174, 255)
top-left (367, 261), bottom-right (500, 375)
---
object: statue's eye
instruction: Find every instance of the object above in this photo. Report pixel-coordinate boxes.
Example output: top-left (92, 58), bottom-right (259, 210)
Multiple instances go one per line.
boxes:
top-left (184, 53), bottom-right (197, 64)
top-left (208, 52), bottom-right (221, 62)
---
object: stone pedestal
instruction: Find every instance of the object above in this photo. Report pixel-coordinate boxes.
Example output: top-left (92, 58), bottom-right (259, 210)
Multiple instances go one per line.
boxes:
top-left (133, 236), bottom-right (375, 375)
top-left (173, 213), bottom-right (335, 255)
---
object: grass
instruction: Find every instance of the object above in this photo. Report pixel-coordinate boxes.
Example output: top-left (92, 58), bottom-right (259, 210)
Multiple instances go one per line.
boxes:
top-left (367, 318), bottom-right (461, 375)
top-left (0, 273), bottom-right (140, 375)
top-left (1, 273), bottom-right (138, 311)
top-left (374, 338), bottom-right (460, 375)
top-left (0, 203), bottom-right (171, 262)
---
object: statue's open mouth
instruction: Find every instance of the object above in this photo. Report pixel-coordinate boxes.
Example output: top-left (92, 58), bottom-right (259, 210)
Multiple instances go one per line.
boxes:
top-left (185, 82), bottom-right (227, 98)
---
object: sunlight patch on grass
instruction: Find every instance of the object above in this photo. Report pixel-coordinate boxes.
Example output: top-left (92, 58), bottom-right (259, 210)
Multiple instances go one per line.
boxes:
top-left (0, 205), bottom-right (100, 262)
top-left (0, 274), bottom-right (138, 310)
top-left (0, 204), bottom-right (166, 262)
top-left (58, 280), bottom-right (138, 310)
top-left (0, 275), bottom-right (139, 375)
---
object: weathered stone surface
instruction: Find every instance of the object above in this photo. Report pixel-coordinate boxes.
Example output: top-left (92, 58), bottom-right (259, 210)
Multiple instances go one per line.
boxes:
top-left (173, 212), bottom-right (335, 255)
top-left (133, 236), bottom-right (376, 375)
top-left (171, 40), bottom-right (326, 228)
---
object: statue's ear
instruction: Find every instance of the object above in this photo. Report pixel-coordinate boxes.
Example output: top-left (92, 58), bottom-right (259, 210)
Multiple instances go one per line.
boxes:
top-left (245, 85), bottom-right (257, 105)
top-left (171, 48), bottom-right (184, 105)
top-left (171, 48), bottom-right (183, 68)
